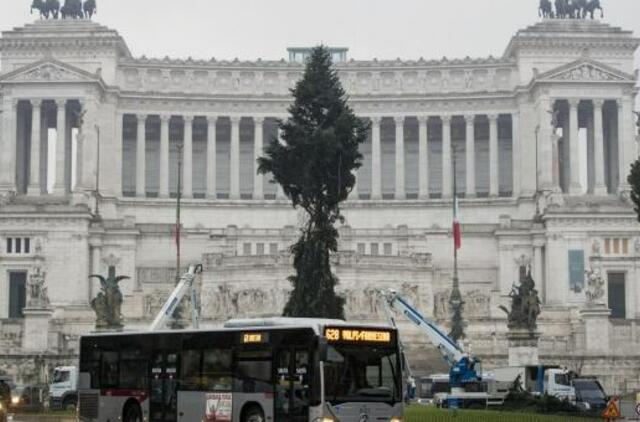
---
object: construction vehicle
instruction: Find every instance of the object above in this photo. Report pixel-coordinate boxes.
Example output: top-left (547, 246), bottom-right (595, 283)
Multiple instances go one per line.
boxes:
top-left (148, 264), bottom-right (202, 331)
top-left (377, 289), bottom-right (485, 408)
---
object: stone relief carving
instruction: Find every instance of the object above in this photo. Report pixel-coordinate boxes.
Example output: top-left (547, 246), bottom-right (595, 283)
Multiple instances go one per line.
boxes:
top-left (26, 267), bottom-right (50, 309)
top-left (200, 283), bottom-right (289, 318)
top-left (584, 268), bottom-right (605, 305)
top-left (592, 239), bottom-right (601, 256)
top-left (15, 64), bottom-right (84, 82)
top-left (434, 289), bottom-right (490, 320)
top-left (552, 64), bottom-right (624, 82)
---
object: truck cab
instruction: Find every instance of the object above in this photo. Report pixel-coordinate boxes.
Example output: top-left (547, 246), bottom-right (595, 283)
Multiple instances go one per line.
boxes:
top-left (49, 366), bottom-right (77, 410)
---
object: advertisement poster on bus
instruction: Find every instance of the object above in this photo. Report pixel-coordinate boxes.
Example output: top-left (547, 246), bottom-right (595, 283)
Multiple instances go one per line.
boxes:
top-left (205, 393), bottom-right (232, 422)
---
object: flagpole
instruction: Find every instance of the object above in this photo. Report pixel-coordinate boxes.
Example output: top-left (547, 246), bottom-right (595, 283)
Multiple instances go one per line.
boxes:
top-left (449, 145), bottom-right (465, 342)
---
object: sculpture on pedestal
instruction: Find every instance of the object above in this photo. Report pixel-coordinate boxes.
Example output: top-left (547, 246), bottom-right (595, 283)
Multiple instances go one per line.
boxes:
top-left (499, 267), bottom-right (542, 332)
top-left (541, 0), bottom-right (603, 20)
top-left (26, 267), bottom-right (50, 309)
top-left (89, 272), bottom-right (129, 330)
top-left (29, 0), bottom-right (97, 19)
top-left (584, 268), bottom-right (605, 305)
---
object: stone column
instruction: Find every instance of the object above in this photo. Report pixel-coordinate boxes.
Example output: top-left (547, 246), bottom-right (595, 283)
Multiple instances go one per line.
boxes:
top-left (593, 100), bottom-right (607, 195)
top-left (568, 99), bottom-right (582, 195)
top-left (533, 240), bottom-right (544, 301)
top-left (538, 97), bottom-right (555, 190)
top-left (183, 116), bottom-right (194, 198)
top-left (276, 127), bottom-right (286, 200)
top-left (512, 112), bottom-right (521, 197)
top-left (418, 116), bottom-right (429, 199)
top-left (465, 114), bottom-right (476, 197)
top-left (230, 116), bottom-right (241, 200)
top-left (159, 115), bottom-right (170, 198)
top-left (0, 99), bottom-right (17, 193)
top-left (74, 100), bottom-right (86, 193)
top-left (442, 116), bottom-right (452, 198)
top-left (27, 99), bottom-right (42, 195)
top-left (489, 114), bottom-right (499, 197)
top-left (371, 117), bottom-right (382, 200)
top-left (136, 114), bottom-right (147, 197)
top-left (253, 117), bottom-right (264, 200)
top-left (618, 98), bottom-right (634, 193)
top-left (394, 116), bottom-right (405, 199)
top-left (206, 116), bottom-right (217, 198)
top-left (52, 99), bottom-right (67, 195)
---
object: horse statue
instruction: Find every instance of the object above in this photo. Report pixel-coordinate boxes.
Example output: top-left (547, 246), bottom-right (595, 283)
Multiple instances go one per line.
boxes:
top-left (60, 0), bottom-right (83, 19)
top-left (539, 0), bottom-right (553, 18)
top-left (31, 0), bottom-right (60, 19)
top-left (83, 0), bottom-right (96, 18)
top-left (584, 0), bottom-right (603, 19)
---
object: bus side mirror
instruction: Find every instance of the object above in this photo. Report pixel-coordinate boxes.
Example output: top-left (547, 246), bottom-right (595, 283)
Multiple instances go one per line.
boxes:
top-left (319, 338), bottom-right (328, 362)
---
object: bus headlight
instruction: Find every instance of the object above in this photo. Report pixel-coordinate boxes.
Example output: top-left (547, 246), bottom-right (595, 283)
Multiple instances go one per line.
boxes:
top-left (11, 396), bottom-right (20, 405)
top-left (320, 418), bottom-right (335, 422)
top-left (0, 402), bottom-right (4, 410)
top-left (390, 418), bottom-right (403, 422)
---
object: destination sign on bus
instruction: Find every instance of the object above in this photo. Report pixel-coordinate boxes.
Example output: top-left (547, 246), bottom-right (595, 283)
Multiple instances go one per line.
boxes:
top-left (241, 332), bottom-right (268, 344)
top-left (324, 327), bottom-right (392, 343)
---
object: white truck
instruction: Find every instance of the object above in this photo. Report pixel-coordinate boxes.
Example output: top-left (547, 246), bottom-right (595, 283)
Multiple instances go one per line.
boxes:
top-left (489, 365), bottom-right (576, 403)
top-left (49, 366), bottom-right (78, 410)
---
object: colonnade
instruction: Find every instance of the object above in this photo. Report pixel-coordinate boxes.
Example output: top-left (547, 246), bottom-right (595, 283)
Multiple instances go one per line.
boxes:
top-left (122, 113), bottom-right (518, 200)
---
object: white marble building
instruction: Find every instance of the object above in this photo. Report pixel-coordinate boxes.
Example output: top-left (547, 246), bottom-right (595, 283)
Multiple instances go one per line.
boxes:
top-left (1, 18), bottom-right (640, 392)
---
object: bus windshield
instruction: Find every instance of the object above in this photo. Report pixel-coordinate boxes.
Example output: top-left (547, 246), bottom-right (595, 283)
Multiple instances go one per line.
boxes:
top-left (324, 344), bottom-right (401, 404)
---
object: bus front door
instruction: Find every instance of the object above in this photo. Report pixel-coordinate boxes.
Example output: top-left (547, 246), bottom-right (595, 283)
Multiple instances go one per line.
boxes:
top-left (150, 351), bottom-right (178, 422)
top-left (275, 349), bottom-right (310, 422)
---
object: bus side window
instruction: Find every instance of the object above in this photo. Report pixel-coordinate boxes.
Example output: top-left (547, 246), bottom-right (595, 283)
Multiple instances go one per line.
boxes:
top-left (202, 349), bottom-right (232, 391)
top-left (179, 350), bottom-right (201, 391)
top-left (101, 351), bottom-right (119, 388)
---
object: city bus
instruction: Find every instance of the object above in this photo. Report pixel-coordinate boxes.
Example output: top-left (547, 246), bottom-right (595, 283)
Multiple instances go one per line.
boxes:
top-left (78, 318), bottom-right (404, 422)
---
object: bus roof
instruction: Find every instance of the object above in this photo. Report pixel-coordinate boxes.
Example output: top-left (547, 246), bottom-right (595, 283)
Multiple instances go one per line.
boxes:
top-left (80, 317), bottom-right (394, 338)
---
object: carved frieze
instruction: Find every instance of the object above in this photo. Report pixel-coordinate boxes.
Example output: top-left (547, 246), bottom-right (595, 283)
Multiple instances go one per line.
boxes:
top-left (551, 64), bottom-right (625, 81)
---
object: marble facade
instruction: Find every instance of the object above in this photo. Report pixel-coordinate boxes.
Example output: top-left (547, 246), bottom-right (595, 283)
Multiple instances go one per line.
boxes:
top-left (0, 18), bottom-right (640, 393)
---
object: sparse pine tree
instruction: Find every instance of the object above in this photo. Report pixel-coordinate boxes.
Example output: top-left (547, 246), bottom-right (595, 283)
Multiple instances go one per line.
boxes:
top-left (258, 46), bottom-right (367, 319)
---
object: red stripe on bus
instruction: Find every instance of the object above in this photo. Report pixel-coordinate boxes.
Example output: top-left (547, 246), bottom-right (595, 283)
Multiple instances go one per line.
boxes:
top-left (101, 389), bottom-right (149, 403)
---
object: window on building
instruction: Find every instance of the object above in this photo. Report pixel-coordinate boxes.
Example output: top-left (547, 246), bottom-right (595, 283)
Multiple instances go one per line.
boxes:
top-left (9, 272), bottom-right (27, 319)
top-left (357, 243), bottom-right (366, 255)
top-left (269, 243), bottom-right (278, 255)
top-left (243, 243), bottom-right (252, 256)
top-left (4, 237), bottom-right (32, 255)
top-left (370, 243), bottom-right (379, 256)
top-left (603, 238), bottom-right (630, 255)
top-left (383, 243), bottom-right (392, 256)
top-left (608, 272), bottom-right (626, 319)
top-left (256, 243), bottom-right (265, 255)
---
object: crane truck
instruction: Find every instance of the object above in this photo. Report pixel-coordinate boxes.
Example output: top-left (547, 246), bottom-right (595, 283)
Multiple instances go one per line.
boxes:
top-left (377, 289), bottom-right (577, 409)
top-left (377, 289), bottom-right (485, 408)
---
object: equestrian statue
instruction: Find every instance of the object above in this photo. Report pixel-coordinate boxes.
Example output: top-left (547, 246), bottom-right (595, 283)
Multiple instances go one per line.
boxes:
top-left (540, 0), bottom-right (603, 20)
top-left (30, 0), bottom-right (97, 19)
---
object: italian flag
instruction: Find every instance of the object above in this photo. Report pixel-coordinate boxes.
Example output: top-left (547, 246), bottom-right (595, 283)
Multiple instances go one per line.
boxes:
top-left (453, 195), bottom-right (462, 250)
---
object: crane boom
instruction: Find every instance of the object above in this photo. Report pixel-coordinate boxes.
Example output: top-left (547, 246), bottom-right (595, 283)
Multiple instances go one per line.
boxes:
top-left (377, 289), bottom-right (464, 365)
top-left (149, 264), bottom-right (202, 331)
top-left (377, 289), bottom-right (481, 389)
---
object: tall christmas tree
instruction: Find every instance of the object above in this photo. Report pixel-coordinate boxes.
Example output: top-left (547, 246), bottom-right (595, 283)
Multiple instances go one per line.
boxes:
top-left (258, 46), bottom-right (367, 319)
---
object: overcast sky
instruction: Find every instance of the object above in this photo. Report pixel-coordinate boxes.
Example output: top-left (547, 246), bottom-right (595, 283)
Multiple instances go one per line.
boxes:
top-left (1, 0), bottom-right (639, 62)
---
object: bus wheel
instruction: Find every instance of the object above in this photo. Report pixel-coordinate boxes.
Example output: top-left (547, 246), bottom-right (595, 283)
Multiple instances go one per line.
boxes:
top-left (242, 405), bottom-right (264, 422)
top-left (123, 403), bottom-right (142, 422)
